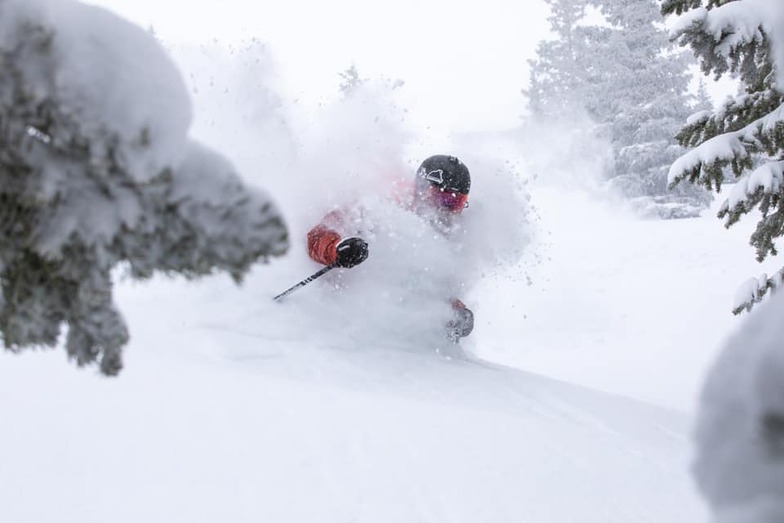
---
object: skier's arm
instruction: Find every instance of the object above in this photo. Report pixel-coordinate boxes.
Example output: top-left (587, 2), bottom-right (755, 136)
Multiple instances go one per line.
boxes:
top-left (307, 223), bottom-right (342, 265)
top-left (306, 210), bottom-right (368, 268)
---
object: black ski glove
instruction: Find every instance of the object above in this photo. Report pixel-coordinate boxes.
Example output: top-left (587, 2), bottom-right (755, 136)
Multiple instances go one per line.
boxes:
top-left (448, 303), bottom-right (474, 341)
top-left (335, 237), bottom-right (369, 268)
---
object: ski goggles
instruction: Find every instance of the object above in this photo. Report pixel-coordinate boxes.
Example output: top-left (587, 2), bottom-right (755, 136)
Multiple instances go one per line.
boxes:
top-left (428, 186), bottom-right (469, 213)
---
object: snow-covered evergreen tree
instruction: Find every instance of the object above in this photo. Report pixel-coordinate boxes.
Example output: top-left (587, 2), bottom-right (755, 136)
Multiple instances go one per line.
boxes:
top-left (694, 78), bottom-right (715, 113)
top-left (527, 0), bottom-right (711, 218)
top-left (526, 0), bottom-right (591, 118)
top-left (665, 0), bottom-right (784, 314)
top-left (599, 0), bottom-right (713, 218)
top-left (664, 3), bottom-right (784, 522)
top-left (0, 0), bottom-right (288, 374)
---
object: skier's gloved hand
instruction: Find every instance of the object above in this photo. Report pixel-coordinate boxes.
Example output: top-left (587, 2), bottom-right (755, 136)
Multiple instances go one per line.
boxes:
top-left (447, 300), bottom-right (474, 341)
top-left (335, 237), bottom-right (369, 268)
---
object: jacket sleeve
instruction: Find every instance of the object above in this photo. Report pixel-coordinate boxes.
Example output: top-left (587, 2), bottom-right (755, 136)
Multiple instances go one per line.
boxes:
top-left (306, 210), bottom-right (345, 266)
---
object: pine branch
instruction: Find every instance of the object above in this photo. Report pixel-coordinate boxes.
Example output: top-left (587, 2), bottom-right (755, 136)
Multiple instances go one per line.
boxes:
top-left (732, 266), bottom-right (784, 314)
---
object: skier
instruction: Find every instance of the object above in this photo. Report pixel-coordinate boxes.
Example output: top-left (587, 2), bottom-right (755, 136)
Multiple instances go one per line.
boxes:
top-left (306, 154), bottom-right (475, 342)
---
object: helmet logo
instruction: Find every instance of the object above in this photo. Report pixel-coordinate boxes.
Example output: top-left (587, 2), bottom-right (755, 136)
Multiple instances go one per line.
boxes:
top-left (420, 168), bottom-right (444, 185)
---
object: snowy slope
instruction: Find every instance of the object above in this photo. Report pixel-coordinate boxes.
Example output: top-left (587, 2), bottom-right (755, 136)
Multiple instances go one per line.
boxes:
top-left (0, 272), bottom-right (705, 522)
top-left (475, 185), bottom-right (781, 412)
top-left (0, 25), bottom-right (720, 522)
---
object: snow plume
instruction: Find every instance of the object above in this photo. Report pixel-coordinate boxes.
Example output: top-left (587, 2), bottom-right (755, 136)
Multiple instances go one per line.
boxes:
top-left (271, 78), bottom-right (533, 355)
top-left (168, 40), bottom-right (296, 197)
top-left (516, 112), bottom-right (614, 195)
top-left (290, 77), bottom-right (413, 228)
top-left (693, 289), bottom-right (784, 523)
top-left (165, 49), bottom-right (533, 356)
top-left (172, 47), bottom-right (411, 231)
top-left (264, 77), bottom-right (458, 352)
top-left (450, 137), bottom-right (534, 278)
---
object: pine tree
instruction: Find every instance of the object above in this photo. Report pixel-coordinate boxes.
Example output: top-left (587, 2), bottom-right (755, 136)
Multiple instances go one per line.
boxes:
top-left (598, 0), bottom-right (712, 218)
top-left (664, 0), bottom-right (784, 313)
top-left (527, 0), bottom-right (711, 218)
top-left (694, 78), bottom-right (714, 113)
top-left (0, 0), bottom-right (288, 374)
top-left (525, 0), bottom-right (591, 118)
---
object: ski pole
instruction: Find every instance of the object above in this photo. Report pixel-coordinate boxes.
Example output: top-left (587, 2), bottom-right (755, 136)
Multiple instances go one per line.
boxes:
top-left (273, 264), bottom-right (337, 302)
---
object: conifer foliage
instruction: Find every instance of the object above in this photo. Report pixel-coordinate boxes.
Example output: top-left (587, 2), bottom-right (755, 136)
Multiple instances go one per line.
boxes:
top-left (665, 0), bottom-right (784, 313)
top-left (527, 0), bottom-right (591, 118)
top-left (528, 0), bottom-right (711, 218)
top-left (0, 0), bottom-right (288, 374)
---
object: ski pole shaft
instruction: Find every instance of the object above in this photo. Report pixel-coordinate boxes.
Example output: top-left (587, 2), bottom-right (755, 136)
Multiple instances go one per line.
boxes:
top-left (273, 264), bottom-right (337, 302)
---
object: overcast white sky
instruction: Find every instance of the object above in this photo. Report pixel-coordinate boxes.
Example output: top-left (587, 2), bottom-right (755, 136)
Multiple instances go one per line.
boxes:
top-left (84, 0), bottom-right (552, 133)
top-left (85, 0), bottom-right (735, 134)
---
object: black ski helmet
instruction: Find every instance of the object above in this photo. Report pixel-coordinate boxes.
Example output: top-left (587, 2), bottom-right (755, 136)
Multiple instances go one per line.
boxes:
top-left (415, 155), bottom-right (471, 195)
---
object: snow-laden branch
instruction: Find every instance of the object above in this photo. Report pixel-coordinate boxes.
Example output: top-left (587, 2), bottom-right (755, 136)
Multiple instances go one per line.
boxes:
top-left (672, 1), bottom-right (784, 89)
top-left (732, 267), bottom-right (784, 314)
top-left (0, 0), bottom-right (288, 375)
top-left (668, 102), bottom-right (784, 185)
top-left (670, 3), bottom-right (767, 54)
top-left (725, 160), bottom-right (784, 211)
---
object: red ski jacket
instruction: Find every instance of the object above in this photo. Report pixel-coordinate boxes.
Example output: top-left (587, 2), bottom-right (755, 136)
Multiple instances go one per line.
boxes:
top-left (306, 201), bottom-right (469, 316)
top-left (306, 179), bottom-right (422, 266)
top-left (306, 209), bottom-right (353, 266)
